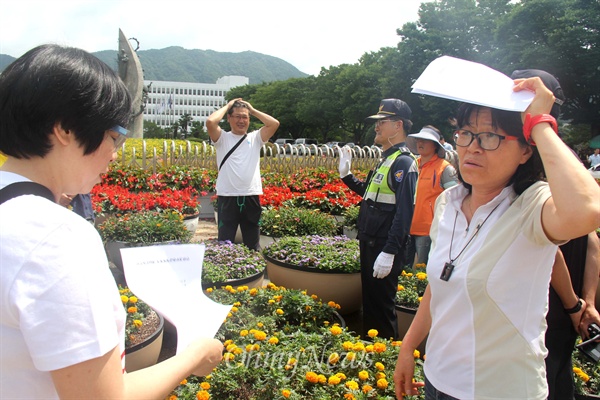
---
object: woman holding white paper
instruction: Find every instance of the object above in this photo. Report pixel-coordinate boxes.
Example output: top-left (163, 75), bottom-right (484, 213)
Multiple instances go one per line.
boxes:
top-left (0, 45), bottom-right (223, 400)
top-left (393, 67), bottom-right (600, 398)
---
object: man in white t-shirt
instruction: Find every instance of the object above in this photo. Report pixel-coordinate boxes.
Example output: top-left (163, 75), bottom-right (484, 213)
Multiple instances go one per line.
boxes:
top-left (206, 98), bottom-right (279, 250)
top-left (588, 148), bottom-right (600, 168)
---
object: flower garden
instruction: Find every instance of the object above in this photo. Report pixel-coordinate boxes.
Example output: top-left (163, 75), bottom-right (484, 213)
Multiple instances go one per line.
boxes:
top-left (92, 163), bottom-right (599, 399)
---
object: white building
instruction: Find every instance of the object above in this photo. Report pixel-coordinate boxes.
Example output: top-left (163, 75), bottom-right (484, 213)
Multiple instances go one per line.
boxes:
top-left (143, 76), bottom-right (249, 129)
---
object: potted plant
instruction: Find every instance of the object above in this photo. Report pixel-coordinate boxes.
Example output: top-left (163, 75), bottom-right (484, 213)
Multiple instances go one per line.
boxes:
top-left (342, 205), bottom-right (359, 239)
top-left (168, 284), bottom-right (426, 399)
top-left (573, 341), bottom-right (600, 399)
top-left (395, 265), bottom-right (428, 352)
top-left (258, 206), bottom-right (338, 248)
top-left (97, 210), bottom-right (193, 283)
top-left (119, 286), bottom-right (164, 372)
top-left (201, 240), bottom-right (266, 290)
top-left (262, 235), bottom-right (362, 314)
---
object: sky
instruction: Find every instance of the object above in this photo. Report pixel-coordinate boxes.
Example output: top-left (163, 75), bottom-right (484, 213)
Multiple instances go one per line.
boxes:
top-left (0, 0), bottom-right (433, 76)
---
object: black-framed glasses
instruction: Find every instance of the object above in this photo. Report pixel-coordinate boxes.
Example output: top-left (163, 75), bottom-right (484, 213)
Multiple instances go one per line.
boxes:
top-left (454, 129), bottom-right (519, 151)
top-left (109, 125), bottom-right (129, 150)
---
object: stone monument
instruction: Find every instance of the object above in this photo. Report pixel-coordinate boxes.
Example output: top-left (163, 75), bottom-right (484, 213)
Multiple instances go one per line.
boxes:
top-left (117, 29), bottom-right (145, 138)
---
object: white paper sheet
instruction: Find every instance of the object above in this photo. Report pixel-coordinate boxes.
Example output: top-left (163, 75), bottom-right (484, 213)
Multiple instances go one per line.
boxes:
top-left (411, 56), bottom-right (535, 112)
top-left (120, 243), bottom-right (232, 354)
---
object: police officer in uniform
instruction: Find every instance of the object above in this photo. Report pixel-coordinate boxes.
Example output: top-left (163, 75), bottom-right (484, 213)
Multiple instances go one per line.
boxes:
top-left (339, 99), bottom-right (418, 339)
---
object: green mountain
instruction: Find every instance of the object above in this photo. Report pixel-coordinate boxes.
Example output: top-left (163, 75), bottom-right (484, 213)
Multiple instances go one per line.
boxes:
top-left (1, 47), bottom-right (308, 84)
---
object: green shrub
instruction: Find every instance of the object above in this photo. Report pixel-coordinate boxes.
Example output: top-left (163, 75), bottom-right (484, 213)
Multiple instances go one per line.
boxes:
top-left (259, 206), bottom-right (338, 237)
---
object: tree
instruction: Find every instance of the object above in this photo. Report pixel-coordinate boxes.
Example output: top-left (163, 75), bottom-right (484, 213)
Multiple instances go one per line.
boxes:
top-left (178, 113), bottom-right (193, 139)
top-left (190, 121), bottom-right (208, 140)
top-left (143, 121), bottom-right (167, 139)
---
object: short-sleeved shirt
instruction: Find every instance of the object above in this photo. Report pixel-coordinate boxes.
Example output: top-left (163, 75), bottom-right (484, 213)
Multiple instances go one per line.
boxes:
top-left (424, 182), bottom-right (556, 400)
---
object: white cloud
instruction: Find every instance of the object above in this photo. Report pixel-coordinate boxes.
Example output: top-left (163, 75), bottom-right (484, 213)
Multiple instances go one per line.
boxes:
top-left (1, 0), bottom-right (429, 75)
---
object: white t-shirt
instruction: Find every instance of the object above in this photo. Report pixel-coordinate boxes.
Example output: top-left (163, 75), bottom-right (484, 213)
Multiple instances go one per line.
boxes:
top-left (0, 172), bottom-right (125, 399)
top-left (424, 182), bottom-right (556, 400)
top-left (214, 129), bottom-right (265, 196)
top-left (589, 153), bottom-right (600, 167)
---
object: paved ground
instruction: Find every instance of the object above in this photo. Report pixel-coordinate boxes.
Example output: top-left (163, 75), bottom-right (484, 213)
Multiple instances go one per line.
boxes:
top-left (191, 218), bottom-right (218, 242)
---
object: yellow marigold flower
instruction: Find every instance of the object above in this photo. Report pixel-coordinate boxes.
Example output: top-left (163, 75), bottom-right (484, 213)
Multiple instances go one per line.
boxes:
top-left (376, 372), bottom-right (386, 380)
top-left (256, 322), bottom-right (264, 328)
top-left (127, 306), bottom-right (137, 313)
top-left (227, 312), bottom-right (232, 318)
top-left (245, 344), bottom-right (253, 352)
top-left (200, 382), bottom-right (210, 390)
top-left (249, 288), bottom-right (258, 296)
top-left (328, 375), bottom-right (341, 385)
top-left (376, 378), bottom-right (389, 389)
top-left (305, 305), bottom-right (312, 311)
top-left (267, 282), bottom-right (277, 289)
top-left (276, 309), bottom-right (284, 315)
top-left (268, 299), bottom-right (275, 304)
top-left (240, 330), bottom-right (249, 337)
top-left (233, 347), bottom-right (243, 355)
top-left (367, 329), bottom-right (378, 338)
top-left (224, 339), bottom-right (233, 346)
top-left (179, 378), bottom-right (187, 385)
top-left (305, 371), bottom-right (319, 384)
top-left (129, 296), bottom-right (138, 303)
top-left (237, 286), bottom-right (246, 292)
top-left (253, 330), bottom-right (267, 341)
top-left (335, 372), bottom-right (346, 380)
top-left (287, 357), bottom-right (297, 365)
top-left (392, 340), bottom-right (402, 347)
top-left (323, 320), bottom-right (330, 326)
top-left (268, 336), bottom-right (279, 345)
top-left (329, 326), bottom-right (342, 335)
top-left (231, 306), bottom-right (238, 313)
top-left (196, 390), bottom-right (210, 400)
top-left (226, 343), bottom-right (237, 352)
top-left (365, 344), bottom-right (374, 353)
top-left (225, 285), bottom-right (233, 291)
top-left (282, 389), bottom-right (291, 398)
top-left (342, 341), bottom-right (354, 351)
top-left (344, 394), bottom-right (355, 400)
top-left (328, 352), bottom-right (340, 364)
top-left (375, 362), bottom-right (385, 371)
top-left (327, 301), bottom-right (336, 308)
top-left (345, 352), bottom-right (356, 361)
top-left (301, 290), bottom-right (307, 295)
top-left (156, 223), bottom-right (162, 228)
top-left (206, 288), bottom-right (213, 293)
top-left (223, 353), bottom-right (235, 361)
top-left (274, 295), bottom-right (283, 301)
top-left (413, 349), bottom-right (421, 358)
top-left (345, 380), bottom-right (359, 390)
top-left (362, 384), bottom-right (373, 393)
top-left (168, 395), bottom-right (177, 400)
top-left (397, 284), bottom-right (405, 291)
top-left (133, 320), bottom-right (142, 328)
top-left (415, 263), bottom-right (426, 269)
top-left (252, 344), bottom-right (260, 351)
top-left (416, 272), bottom-right (427, 280)
top-left (352, 342), bottom-right (365, 352)
top-left (311, 294), bottom-right (318, 300)
top-left (418, 296), bottom-right (423, 303)
top-left (358, 370), bottom-right (369, 381)
top-left (318, 374), bottom-right (327, 384)
top-left (373, 342), bottom-right (387, 353)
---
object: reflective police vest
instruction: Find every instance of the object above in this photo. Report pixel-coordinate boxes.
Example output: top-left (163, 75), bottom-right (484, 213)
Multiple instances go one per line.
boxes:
top-left (364, 147), bottom-right (413, 205)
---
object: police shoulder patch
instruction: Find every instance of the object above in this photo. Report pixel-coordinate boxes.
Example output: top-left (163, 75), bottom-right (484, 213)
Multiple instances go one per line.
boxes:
top-left (394, 170), bottom-right (404, 182)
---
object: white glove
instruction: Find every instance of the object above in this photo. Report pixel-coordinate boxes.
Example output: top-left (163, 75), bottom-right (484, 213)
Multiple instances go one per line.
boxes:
top-left (338, 146), bottom-right (352, 178)
top-left (373, 252), bottom-right (395, 279)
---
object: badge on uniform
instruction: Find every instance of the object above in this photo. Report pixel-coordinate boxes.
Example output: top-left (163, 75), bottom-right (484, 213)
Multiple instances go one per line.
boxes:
top-left (394, 170), bottom-right (404, 183)
top-left (373, 172), bottom-right (384, 185)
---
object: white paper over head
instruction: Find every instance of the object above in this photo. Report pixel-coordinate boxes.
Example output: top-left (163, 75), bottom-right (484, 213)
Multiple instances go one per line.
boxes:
top-left (411, 56), bottom-right (535, 112)
top-left (120, 243), bottom-right (232, 354)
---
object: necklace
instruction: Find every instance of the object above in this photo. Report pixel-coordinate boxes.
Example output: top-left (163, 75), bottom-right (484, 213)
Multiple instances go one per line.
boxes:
top-left (440, 201), bottom-right (502, 281)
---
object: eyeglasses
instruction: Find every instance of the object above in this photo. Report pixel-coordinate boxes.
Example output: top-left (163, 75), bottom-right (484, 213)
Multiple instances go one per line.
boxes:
top-left (109, 125), bottom-right (129, 150)
top-left (454, 129), bottom-right (519, 151)
top-left (231, 114), bottom-right (249, 121)
top-left (375, 119), bottom-right (397, 128)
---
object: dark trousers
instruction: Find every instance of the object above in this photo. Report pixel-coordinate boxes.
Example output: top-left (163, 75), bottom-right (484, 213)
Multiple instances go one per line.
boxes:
top-left (360, 238), bottom-right (403, 340)
top-left (545, 326), bottom-right (577, 400)
top-left (217, 195), bottom-right (261, 251)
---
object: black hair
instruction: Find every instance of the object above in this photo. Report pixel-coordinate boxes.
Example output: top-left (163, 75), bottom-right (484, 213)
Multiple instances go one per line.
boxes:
top-left (0, 44), bottom-right (132, 159)
top-left (227, 100), bottom-right (250, 115)
top-left (455, 103), bottom-right (545, 195)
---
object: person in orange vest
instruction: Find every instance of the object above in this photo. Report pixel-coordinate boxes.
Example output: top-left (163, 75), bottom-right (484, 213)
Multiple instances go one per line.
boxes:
top-left (405, 125), bottom-right (458, 268)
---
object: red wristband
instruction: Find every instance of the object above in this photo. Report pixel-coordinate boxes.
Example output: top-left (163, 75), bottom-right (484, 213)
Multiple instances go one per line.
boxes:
top-left (522, 113), bottom-right (558, 145)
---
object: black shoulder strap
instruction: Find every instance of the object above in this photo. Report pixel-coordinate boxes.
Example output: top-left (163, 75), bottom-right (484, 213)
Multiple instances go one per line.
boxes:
top-left (0, 182), bottom-right (55, 205)
top-left (219, 134), bottom-right (247, 171)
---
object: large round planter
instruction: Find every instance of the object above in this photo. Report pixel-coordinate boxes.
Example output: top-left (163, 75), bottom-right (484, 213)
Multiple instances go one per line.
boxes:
top-left (343, 226), bottom-right (358, 239)
top-left (202, 268), bottom-right (266, 291)
top-left (264, 255), bottom-right (362, 315)
top-left (395, 304), bottom-right (427, 354)
top-left (259, 234), bottom-right (277, 249)
top-left (125, 311), bottom-right (164, 372)
top-left (197, 191), bottom-right (216, 219)
top-left (183, 213), bottom-right (200, 233)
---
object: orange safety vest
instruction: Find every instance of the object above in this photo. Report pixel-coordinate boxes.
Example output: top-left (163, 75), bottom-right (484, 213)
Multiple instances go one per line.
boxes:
top-left (410, 155), bottom-right (451, 236)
